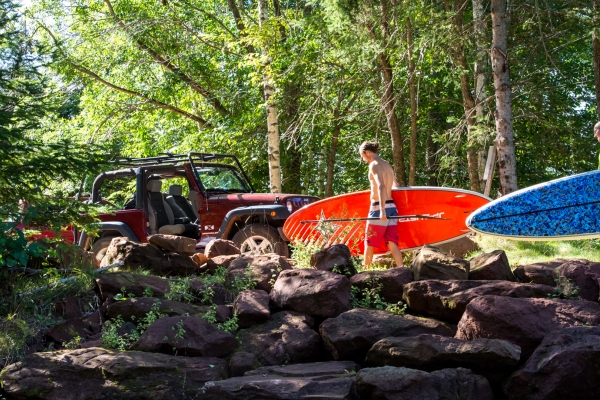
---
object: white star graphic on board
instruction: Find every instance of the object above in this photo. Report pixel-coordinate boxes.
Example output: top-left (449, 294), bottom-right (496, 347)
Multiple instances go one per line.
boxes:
top-left (314, 210), bottom-right (341, 238)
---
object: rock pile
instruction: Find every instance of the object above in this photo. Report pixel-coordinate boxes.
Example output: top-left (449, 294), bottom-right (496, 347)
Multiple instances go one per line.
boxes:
top-left (2, 238), bottom-right (600, 400)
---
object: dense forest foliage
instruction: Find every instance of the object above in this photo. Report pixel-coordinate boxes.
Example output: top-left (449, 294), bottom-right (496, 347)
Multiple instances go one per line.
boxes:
top-left (5, 0), bottom-right (600, 198)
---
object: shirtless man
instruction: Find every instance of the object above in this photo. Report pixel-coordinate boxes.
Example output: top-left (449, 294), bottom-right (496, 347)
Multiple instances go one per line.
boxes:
top-left (359, 141), bottom-right (403, 267)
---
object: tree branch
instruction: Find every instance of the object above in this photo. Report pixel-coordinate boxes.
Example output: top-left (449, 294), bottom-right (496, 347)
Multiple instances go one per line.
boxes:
top-left (40, 24), bottom-right (211, 128)
top-left (104, 0), bottom-right (229, 116)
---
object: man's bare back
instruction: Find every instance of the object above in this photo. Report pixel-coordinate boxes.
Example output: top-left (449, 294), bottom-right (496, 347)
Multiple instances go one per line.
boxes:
top-left (369, 158), bottom-right (397, 204)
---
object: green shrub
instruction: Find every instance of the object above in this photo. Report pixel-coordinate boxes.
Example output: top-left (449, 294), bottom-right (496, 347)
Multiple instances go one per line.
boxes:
top-left (165, 277), bottom-right (195, 303)
top-left (549, 276), bottom-right (581, 300)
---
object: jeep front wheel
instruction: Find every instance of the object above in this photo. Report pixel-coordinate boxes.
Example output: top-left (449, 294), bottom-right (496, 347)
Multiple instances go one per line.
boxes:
top-left (232, 224), bottom-right (289, 257)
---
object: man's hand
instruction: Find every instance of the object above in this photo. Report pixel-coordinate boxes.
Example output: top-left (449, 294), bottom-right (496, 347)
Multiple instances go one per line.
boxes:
top-left (380, 210), bottom-right (388, 221)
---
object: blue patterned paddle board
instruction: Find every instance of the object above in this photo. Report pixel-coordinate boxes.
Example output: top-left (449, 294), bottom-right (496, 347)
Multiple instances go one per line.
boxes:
top-left (466, 170), bottom-right (600, 240)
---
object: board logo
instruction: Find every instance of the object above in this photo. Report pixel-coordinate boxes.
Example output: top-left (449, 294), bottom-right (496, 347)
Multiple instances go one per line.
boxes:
top-left (204, 225), bottom-right (215, 231)
top-left (397, 212), bottom-right (445, 223)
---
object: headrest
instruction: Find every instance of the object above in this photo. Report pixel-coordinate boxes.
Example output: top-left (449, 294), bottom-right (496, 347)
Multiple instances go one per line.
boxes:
top-left (169, 184), bottom-right (183, 196)
top-left (147, 180), bottom-right (162, 192)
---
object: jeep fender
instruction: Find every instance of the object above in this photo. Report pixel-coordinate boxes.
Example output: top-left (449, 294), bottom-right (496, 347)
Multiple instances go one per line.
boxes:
top-left (217, 205), bottom-right (291, 241)
top-left (78, 221), bottom-right (141, 247)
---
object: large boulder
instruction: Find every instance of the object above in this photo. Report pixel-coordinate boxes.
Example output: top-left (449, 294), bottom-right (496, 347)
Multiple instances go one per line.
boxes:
top-left (503, 326), bottom-right (600, 400)
top-left (365, 334), bottom-right (520, 377)
top-left (204, 239), bottom-right (241, 258)
top-left (236, 311), bottom-right (325, 366)
top-left (350, 267), bottom-right (413, 304)
top-left (200, 373), bottom-right (356, 400)
top-left (270, 269), bottom-right (351, 318)
top-left (512, 258), bottom-right (572, 285)
top-left (46, 311), bottom-right (101, 345)
top-left (229, 351), bottom-right (260, 377)
top-left (403, 280), bottom-right (489, 322)
top-left (148, 234), bottom-right (196, 255)
top-left (105, 297), bottom-right (209, 323)
top-left (403, 280), bottom-right (557, 323)
top-left (456, 295), bottom-right (600, 361)
top-left (101, 237), bottom-right (199, 276)
top-left (355, 366), bottom-right (493, 400)
top-left (95, 272), bottom-right (170, 300)
top-left (197, 255), bottom-right (241, 274)
top-left (233, 290), bottom-right (270, 328)
top-left (411, 245), bottom-right (469, 281)
top-left (0, 347), bottom-right (228, 400)
top-left (319, 308), bottom-right (456, 362)
top-left (227, 254), bottom-right (292, 292)
top-left (554, 259), bottom-right (600, 302)
top-left (371, 253), bottom-right (397, 269)
top-left (468, 250), bottom-right (515, 281)
top-left (244, 361), bottom-right (360, 377)
top-left (434, 236), bottom-right (480, 259)
top-left (134, 316), bottom-right (237, 358)
top-left (310, 244), bottom-right (357, 277)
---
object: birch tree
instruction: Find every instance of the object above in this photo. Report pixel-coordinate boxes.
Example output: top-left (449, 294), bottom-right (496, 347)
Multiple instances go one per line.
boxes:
top-left (472, 0), bottom-right (489, 189)
top-left (593, 0), bottom-right (600, 120)
top-left (258, 0), bottom-right (282, 193)
top-left (491, 0), bottom-right (517, 194)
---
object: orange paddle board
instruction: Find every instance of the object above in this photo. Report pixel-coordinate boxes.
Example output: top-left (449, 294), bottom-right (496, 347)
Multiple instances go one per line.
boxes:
top-left (283, 187), bottom-right (491, 255)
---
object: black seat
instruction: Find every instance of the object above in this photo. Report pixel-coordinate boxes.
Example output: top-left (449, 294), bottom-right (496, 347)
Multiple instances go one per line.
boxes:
top-left (167, 185), bottom-right (198, 223)
top-left (147, 180), bottom-right (199, 239)
top-left (147, 180), bottom-right (185, 235)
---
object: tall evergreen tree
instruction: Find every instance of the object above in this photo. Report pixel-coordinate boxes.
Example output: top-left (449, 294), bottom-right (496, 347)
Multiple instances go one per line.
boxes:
top-left (0, 0), bottom-right (110, 266)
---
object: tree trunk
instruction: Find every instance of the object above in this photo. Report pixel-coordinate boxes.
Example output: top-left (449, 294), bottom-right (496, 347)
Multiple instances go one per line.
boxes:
top-left (379, 53), bottom-right (407, 186)
top-left (318, 146), bottom-right (328, 197)
top-left (491, 0), bottom-right (518, 194)
top-left (594, 0), bottom-right (600, 120)
top-left (326, 121), bottom-right (341, 197)
top-left (473, 0), bottom-right (489, 189)
top-left (407, 16), bottom-right (418, 186)
top-left (426, 129), bottom-right (439, 186)
top-left (447, 2), bottom-right (479, 192)
top-left (258, 0), bottom-right (282, 193)
top-left (374, 0), bottom-right (406, 185)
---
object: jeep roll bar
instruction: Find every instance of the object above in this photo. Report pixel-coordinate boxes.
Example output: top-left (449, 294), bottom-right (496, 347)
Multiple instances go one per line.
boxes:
top-left (117, 153), bottom-right (256, 193)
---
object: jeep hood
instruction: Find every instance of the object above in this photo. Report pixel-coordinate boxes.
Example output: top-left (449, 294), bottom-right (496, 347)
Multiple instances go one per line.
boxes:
top-left (211, 193), bottom-right (319, 206)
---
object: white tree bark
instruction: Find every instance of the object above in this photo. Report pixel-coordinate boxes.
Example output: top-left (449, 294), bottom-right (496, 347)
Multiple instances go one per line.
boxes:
top-left (473, 0), bottom-right (489, 189)
top-left (491, 0), bottom-right (518, 194)
top-left (593, 0), bottom-right (600, 120)
top-left (258, 0), bottom-right (282, 193)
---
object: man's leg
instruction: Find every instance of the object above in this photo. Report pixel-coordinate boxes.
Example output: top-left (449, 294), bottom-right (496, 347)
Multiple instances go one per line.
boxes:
top-left (364, 245), bottom-right (375, 267)
top-left (387, 241), bottom-right (403, 267)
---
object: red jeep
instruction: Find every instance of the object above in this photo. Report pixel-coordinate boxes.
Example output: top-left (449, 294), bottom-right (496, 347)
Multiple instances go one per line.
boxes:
top-left (77, 153), bottom-right (319, 261)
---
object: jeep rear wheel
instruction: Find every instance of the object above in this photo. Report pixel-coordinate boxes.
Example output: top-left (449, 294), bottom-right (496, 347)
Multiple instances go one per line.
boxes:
top-left (232, 224), bottom-right (289, 257)
top-left (91, 237), bottom-right (116, 265)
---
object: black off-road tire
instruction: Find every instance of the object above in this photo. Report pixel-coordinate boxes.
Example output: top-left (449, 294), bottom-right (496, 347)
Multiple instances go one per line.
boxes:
top-left (91, 237), bottom-right (116, 265)
top-left (231, 224), bottom-right (289, 257)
